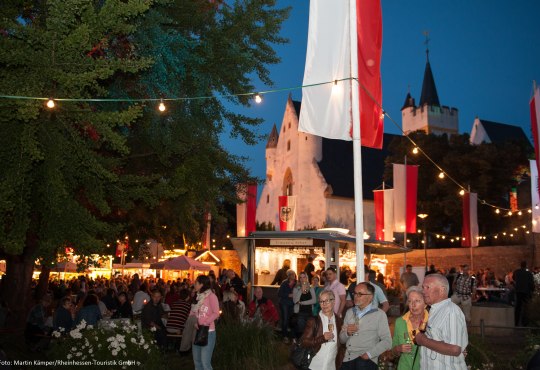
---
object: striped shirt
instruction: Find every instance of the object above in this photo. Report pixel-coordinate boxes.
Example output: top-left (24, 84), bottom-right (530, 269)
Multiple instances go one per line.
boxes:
top-left (420, 299), bottom-right (468, 370)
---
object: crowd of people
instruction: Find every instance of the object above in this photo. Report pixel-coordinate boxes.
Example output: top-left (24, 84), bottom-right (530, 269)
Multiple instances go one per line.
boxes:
top-left (1, 257), bottom-right (538, 370)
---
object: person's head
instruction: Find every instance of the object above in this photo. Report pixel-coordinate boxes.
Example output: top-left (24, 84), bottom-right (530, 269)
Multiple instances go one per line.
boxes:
top-left (227, 270), bottom-right (235, 279)
top-left (150, 288), bottom-right (162, 305)
top-left (282, 259), bottom-right (291, 269)
top-left (325, 267), bottom-right (337, 282)
top-left (368, 269), bottom-right (376, 282)
top-left (194, 275), bottom-right (211, 293)
top-left (461, 264), bottom-right (470, 275)
top-left (254, 286), bottom-right (264, 300)
top-left (312, 276), bottom-right (320, 287)
top-left (405, 264), bottom-right (413, 272)
top-left (61, 296), bottom-right (73, 310)
top-left (521, 261), bottom-right (527, 269)
top-left (319, 290), bottom-right (335, 315)
top-left (286, 269), bottom-right (297, 281)
top-left (353, 282), bottom-right (374, 309)
top-left (422, 274), bottom-right (449, 305)
top-left (117, 292), bottom-right (128, 304)
top-left (223, 289), bottom-right (238, 303)
top-left (178, 288), bottom-right (190, 301)
top-left (307, 256), bottom-right (314, 263)
top-left (298, 272), bottom-right (309, 284)
top-left (319, 260), bottom-right (325, 269)
top-left (83, 294), bottom-right (98, 307)
top-left (406, 286), bottom-right (426, 316)
top-left (41, 295), bottom-right (53, 308)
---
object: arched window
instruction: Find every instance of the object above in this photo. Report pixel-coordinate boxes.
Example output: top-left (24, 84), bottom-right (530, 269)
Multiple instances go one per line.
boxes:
top-left (282, 168), bottom-right (293, 196)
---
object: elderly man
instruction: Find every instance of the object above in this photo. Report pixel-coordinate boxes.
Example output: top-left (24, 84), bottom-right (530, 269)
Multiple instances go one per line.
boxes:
top-left (339, 282), bottom-right (391, 370)
top-left (346, 266), bottom-right (389, 313)
top-left (415, 274), bottom-right (468, 369)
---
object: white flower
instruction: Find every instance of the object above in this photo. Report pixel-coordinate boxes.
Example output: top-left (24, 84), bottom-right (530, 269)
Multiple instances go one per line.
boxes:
top-left (112, 350), bottom-right (118, 356)
top-left (98, 344), bottom-right (102, 348)
top-left (131, 338), bottom-right (137, 344)
top-left (52, 331), bottom-right (61, 338)
top-left (76, 319), bottom-right (87, 329)
top-left (143, 344), bottom-right (149, 350)
top-left (149, 326), bottom-right (156, 332)
top-left (89, 348), bottom-right (93, 354)
top-left (87, 325), bottom-right (93, 329)
top-left (95, 336), bottom-right (99, 341)
top-left (71, 347), bottom-right (77, 352)
top-left (70, 330), bottom-right (82, 339)
top-left (76, 352), bottom-right (82, 357)
top-left (67, 354), bottom-right (72, 360)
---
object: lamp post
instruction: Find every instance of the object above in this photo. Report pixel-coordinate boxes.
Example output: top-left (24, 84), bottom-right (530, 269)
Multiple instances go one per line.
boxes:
top-left (418, 214), bottom-right (429, 271)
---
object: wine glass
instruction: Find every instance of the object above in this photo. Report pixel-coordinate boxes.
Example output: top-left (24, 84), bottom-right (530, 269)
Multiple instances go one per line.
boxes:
top-left (353, 316), bottom-right (360, 336)
top-left (404, 332), bottom-right (412, 356)
top-left (328, 321), bottom-right (335, 342)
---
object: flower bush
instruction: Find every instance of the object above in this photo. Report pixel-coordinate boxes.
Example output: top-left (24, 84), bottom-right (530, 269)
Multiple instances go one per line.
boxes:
top-left (48, 319), bottom-right (162, 369)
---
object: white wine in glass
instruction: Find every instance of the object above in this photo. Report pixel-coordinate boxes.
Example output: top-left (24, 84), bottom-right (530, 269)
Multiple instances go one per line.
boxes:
top-left (328, 322), bottom-right (335, 342)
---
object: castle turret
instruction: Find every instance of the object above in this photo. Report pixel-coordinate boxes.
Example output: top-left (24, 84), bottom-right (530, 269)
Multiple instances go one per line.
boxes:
top-left (265, 124), bottom-right (278, 181)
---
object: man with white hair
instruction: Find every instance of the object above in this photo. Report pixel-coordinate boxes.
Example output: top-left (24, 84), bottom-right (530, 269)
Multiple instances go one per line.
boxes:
top-left (415, 273), bottom-right (468, 369)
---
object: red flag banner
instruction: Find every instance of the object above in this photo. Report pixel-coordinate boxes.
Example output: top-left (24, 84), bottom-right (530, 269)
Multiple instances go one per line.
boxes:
top-left (278, 196), bottom-right (297, 231)
top-left (298, 0), bottom-right (383, 148)
top-left (236, 183), bottom-right (257, 237)
top-left (531, 83), bottom-right (540, 185)
top-left (393, 164), bottom-right (418, 233)
top-left (462, 192), bottom-right (479, 247)
top-left (373, 189), bottom-right (394, 241)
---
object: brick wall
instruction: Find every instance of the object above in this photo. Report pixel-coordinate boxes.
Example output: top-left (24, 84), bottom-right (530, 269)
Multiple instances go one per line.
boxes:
top-left (385, 244), bottom-right (537, 280)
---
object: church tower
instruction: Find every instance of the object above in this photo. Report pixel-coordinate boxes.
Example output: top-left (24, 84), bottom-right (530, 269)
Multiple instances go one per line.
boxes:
top-left (401, 39), bottom-right (459, 136)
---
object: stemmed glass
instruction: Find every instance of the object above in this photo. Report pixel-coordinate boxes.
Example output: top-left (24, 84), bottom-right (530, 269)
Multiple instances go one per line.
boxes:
top-left (328, 320), bottom-right (335, 342)
top-left (404, 332), bottom-right (412, 356)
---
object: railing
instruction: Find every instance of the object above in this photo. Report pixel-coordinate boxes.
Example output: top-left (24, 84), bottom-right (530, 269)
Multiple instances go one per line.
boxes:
top-left (469, 319), bottom-right (540, 340)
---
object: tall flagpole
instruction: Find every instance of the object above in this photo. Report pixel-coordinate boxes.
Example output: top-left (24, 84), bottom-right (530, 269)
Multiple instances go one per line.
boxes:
top-left (403, 156), bottom-right (407, 269)
top-left (350, 0), bottom-right (365, 282)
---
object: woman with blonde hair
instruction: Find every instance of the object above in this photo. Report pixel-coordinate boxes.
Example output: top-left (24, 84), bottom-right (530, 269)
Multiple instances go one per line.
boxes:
top-left (391, 286), bottom-right (429, 370)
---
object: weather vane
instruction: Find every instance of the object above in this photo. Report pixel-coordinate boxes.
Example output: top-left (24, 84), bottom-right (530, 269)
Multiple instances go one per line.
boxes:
top-left (423, 30), bottom-right (430, 61)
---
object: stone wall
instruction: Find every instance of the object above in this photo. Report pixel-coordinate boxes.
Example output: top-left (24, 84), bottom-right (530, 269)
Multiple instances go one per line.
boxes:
top-left (385, 244), bottom-right (536, 280)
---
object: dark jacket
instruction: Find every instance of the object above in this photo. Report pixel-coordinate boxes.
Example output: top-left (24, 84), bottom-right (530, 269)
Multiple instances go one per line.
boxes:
top-left (141, 302), bottom-right (165, 329)
top-left (53, 306), bottom-right (74, 331)
top-left (513, 268), bottom-right (535, 295)
top-left (277, 280), bottom-right (296, 306)
top-left (301, 314), bottom-right (345, 369)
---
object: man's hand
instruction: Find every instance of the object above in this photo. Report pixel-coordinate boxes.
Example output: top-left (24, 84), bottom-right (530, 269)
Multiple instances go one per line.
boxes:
top-left (414, 331), bottom-right (427, 346)
top-left (360, 353), bottom-right (370, 360)
top-left (323, 331), bottom-right (334, 341)
top-left (346, 324), bottom-right (358, 336)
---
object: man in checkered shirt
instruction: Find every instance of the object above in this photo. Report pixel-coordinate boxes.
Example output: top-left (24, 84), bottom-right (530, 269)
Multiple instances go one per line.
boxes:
top-left (450, 264), bottom-right (476, 323)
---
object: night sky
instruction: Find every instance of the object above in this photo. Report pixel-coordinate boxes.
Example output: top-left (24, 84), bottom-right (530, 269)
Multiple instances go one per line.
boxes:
top-left (223, 0), bottom-right (540, 189)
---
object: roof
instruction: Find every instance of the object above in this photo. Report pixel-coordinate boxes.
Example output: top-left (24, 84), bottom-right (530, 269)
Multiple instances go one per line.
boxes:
top-left (317, 133), bottom-right (399, 200)
top-left (479, 119), bottom-right (532, 147)
top-left (292, 100), bottom-right (301, 117)
top-left (419, 61), bottom-right (440, 106)
top-left (401, 92), bottom-right (416, 110)
top-left (266, 124), bottom-right (279, 148)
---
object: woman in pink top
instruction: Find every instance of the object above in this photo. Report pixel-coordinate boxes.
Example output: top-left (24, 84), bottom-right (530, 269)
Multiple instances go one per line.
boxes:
top-left (191, 275), bottom-right (220, 370)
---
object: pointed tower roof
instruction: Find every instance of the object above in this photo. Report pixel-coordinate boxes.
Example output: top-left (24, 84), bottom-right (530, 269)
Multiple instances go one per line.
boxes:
top-left (266, 124), bottom-right (279, 148)
top-left (401, 92), bottom-right (416, 110)
top-left (419, 58), bottom-right (440, 106)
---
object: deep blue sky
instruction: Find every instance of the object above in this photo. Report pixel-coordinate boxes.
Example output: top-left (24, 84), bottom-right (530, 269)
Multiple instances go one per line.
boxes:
top-left (224, 1), bottom-right (540, 186)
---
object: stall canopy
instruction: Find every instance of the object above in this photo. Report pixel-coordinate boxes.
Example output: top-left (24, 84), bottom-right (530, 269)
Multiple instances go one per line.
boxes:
top-left (149, 255), bottom-right (211, 271)
top-left (52, 261), bottom-right (81, 273)
top-left (231, 230), bottom-right (410, 268)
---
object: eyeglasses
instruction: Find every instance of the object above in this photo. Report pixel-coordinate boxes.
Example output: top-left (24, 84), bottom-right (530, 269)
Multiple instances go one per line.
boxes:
top-left (320, 299), bottom-right (335, 305)
top-left (353, 292), bottom-right (373, 296)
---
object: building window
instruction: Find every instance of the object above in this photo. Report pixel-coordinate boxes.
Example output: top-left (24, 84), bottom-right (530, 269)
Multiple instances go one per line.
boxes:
top-left (266, 194), bottom-right (269, 204)
top-left (287, 140), bottom-right (291, 151)
top-left (288, 122), bottom-right (291, 129)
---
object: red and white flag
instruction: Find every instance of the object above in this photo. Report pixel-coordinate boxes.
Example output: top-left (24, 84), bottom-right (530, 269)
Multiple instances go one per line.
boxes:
top-left (462, 192), bottom-right (479, 247)
top-left (531, 83), bottom-right (540, 187)
top-left (278, 195), bottom-right (297, 231)
top-left (530, 160), bottom-right (540, 232)
top-left (393, 164), bottom-right (418, 233)
top-left (373, 189), bottom-right (394, 241)
top-left (236, 183), bottom-right (257, 237)
top-left (298, 0), bottom-right (383, 148)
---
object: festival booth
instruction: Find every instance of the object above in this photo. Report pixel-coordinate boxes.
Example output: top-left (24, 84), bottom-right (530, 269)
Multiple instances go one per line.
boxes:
top-left (231, 230), bottom-right (409, 302)
top-left (149, 255), bottom-right (211, 281)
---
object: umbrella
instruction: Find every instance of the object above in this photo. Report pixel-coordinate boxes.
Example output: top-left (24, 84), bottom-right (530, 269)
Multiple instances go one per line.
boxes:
top-left (149, 255), bottom-right (211, 271)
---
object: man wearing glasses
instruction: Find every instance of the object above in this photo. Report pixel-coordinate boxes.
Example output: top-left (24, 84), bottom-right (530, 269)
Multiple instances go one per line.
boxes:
top-left (415, 274), bottom-right (468, 369)
top-left (339, 283), bottom-right (391, 370)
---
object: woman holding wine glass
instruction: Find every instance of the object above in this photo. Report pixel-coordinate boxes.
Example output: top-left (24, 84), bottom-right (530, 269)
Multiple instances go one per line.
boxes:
top-left (293, 272), bottom-right (317, 339)
top-left (301, 290), bottom-right (344, 370)
top-left (391, 286), bottom-right (428, 370)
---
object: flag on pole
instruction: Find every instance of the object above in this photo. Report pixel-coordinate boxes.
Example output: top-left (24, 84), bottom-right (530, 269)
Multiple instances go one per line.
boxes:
top-left (115, 242), bottom-right (127, 258)
top-left (462, 192), bottom-right (479, 247)
top-left (530, 160), bottom-right (540, 232)
top-left (298, 0), bottom-right (383, 148)
top-left (278, 195), bottom-right (297, 231)
top-left (530, 83), bottom-right (540, 183)
top-left (373, 189), bottom-right (394, 241)
top-left (393, 164), bottom-right (418, 233)
top-left (236, 183), bottom-right (257, 237)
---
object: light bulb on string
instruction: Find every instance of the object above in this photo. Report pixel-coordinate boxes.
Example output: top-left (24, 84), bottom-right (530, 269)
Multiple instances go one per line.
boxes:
top-left (331, 80), bottom-right (341, 95)
top-left (412, 147), bottom-right (419, 154)
top-left (438, 172), bottom-right (445, 179)
top-left (46, 98), bottom-right (55, 109)
top-left (158, 99), bottom-right (166, 112)
top-left (528, 209), bottom-right (532, 213)
top-left (518, 211), bottom-right (522, 216)
top-left (536, 205), bottom-right (540, 210)
top-left (254, 93), bottom-right (263, 104)
top-left (495, 209), bottom-right (500, 214)
top-left (459, 189), bottom-right (465, 196)
top-left (508, 211), bottom-right (513, 216)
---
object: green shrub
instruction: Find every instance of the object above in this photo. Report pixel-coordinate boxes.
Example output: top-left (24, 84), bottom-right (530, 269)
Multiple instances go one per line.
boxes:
top-left (47, 319), bottom-right (162, 369)
top-left (214, 320), bottom-right (289, 370)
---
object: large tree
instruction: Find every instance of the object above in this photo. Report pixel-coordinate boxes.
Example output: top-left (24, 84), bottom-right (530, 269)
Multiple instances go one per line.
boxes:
top-left (0, 0), bottom-right (289, 326)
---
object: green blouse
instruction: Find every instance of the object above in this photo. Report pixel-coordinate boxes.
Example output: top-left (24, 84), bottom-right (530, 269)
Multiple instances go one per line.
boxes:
top-left (392, 316), bottom-right (421, 370)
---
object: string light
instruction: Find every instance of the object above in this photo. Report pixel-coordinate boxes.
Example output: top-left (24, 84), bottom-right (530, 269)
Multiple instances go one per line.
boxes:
top-left (254, 93), bottom-right (263, 104)
top-left (158, 99), bottom-right (166, 112)
top-left (508, 211), bottom-right (513, 216)
top-left (459, 189), bottom-right (465, 196)
top-left (438, 172), bottom-right (445, 179)
top-left (518, 211), bottom-right (522, 216)
top-left (495, 209), bottom-right (500, 214)
top-left (46, 98), bottom-right (55, 109)
top-left (412, 147), bottom-right (419, 154)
